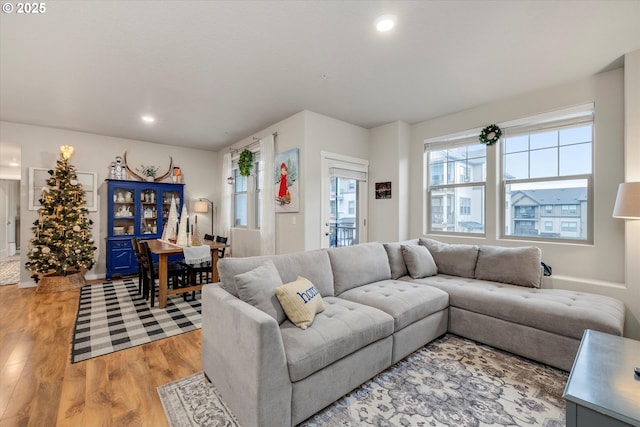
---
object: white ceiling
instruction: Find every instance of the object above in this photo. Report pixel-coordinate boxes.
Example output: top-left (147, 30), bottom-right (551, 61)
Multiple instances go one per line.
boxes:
top-left (1, 0), bottom-right (639, 155)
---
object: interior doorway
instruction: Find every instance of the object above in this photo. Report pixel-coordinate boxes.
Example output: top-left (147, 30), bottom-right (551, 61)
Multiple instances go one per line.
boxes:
top-left (320, 152), bottom-right (368, 249)
top-left (0, 179), bottom-right (20, 260)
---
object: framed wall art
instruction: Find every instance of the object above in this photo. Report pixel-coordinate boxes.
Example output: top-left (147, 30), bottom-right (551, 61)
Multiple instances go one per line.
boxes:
top-left (274, 148), bottom-right (299, 213)
top-left (29, 167), bottom-right (98, 211)
top-left (375, 181), bottom-right (392, 199)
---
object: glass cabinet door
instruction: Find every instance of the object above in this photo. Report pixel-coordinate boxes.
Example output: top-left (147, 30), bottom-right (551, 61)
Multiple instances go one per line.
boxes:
top-left (112, 187), bottom-right (135, 236)
top-left (161, 190), bottom-right (181, 231)
top-left (140, 187), bottom-right (159, 235)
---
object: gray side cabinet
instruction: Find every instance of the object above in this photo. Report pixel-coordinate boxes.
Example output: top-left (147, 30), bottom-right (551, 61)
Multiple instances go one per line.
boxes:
top-left (563, 329), bottom-right (640, 427)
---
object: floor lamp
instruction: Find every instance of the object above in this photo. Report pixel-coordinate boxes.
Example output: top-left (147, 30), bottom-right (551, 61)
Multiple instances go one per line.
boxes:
top-left (612, 182), bottom-right (640, 377)
top-left (194, 198), bottom-right (214, 236)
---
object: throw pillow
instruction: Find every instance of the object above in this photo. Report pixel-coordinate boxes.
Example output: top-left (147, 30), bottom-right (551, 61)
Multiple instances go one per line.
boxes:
top-left (275, 277), bottom-right (326, 330)
top-left (401, 244), bottom-right (438, 279)
top-left (234, 260), bottom-right (286, 324)
top-left (419, 238), bottom-right (479, 278)
top-left (475, 245), bottom-right (542, 288)
top-left (383, 239), bottom-right (419, 279)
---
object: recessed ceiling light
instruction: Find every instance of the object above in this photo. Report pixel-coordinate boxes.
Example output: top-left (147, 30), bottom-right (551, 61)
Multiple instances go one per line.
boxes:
top-left (141, 115), bottom-right (156, 123)
top-left (375, 14), bottom-right (397, 32)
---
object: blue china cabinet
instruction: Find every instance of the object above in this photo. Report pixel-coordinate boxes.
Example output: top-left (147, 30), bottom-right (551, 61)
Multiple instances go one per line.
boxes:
top-left (105, 179), bottom-right (184, 279)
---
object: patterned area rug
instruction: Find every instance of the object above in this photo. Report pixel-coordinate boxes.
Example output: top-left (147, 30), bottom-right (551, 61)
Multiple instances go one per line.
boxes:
top-left (71, 278), bottom-right (201, 363)
top-left (158, 335), bottom-right (568, 427)
top-left (0, 258), bottom-right (20, 285)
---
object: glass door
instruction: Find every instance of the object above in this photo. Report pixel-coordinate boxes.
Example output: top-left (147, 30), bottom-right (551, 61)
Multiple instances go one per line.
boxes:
top-left (329, 177), bottom-right (359, 247)
top-left (321, 152), bottom-right (368, 249)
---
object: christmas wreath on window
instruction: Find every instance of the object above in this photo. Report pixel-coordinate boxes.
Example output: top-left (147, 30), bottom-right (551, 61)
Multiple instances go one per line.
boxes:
top-left (479, 124), bottom-right (502, 146)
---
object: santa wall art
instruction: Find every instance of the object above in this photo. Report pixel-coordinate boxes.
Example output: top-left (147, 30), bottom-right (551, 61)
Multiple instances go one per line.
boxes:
top-left (274, 148), bottom-right (299, 213)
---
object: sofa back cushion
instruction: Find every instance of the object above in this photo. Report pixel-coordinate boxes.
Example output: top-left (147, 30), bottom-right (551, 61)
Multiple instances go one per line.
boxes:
top-left (419, 238), bottom-right (479, 279)
top-left (383, 239), bottom-right (419, 279)
top-left (218, 249), bottom-right (335, 297)
top-left (328, 243), bottom-right (391, 295)
top-left (475, 245), bottom-right (542, 288)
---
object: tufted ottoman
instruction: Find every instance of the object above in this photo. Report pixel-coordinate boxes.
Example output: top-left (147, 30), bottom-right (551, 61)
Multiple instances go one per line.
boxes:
top-left (339, 280), bottom-right (449, 363)
top-left (413, 274), bottom-right (626, 370)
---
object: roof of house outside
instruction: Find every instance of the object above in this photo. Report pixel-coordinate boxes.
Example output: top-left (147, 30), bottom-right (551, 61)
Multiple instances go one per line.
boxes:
top-left (512, 188), bottom-right (587, 205)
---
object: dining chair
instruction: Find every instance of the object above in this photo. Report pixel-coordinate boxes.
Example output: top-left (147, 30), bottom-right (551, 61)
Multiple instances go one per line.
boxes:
top-left (215, 235), bottom-right (228, 259)
top-left (131, 238), bottom-right (144, 294)
top-left (138, 241), bottom-right (157, 307)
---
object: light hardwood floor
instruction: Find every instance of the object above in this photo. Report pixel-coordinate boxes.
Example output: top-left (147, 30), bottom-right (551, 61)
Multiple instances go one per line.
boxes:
top-left (0, 280), bottom-right (201, 427)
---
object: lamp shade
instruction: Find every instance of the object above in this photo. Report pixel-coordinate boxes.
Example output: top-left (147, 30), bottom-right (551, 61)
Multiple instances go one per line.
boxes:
top-left (194, 200), bottom-right (209, 213)
top-left (612, 182), bottom-right (640, 219)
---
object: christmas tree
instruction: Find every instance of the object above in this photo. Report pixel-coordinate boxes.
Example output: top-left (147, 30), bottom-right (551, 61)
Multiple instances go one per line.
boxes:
top-left (26, 145), bottom-right (97, 280)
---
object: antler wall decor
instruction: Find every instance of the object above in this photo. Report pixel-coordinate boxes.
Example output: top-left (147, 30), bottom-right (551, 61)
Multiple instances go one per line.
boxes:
top-left (123, 151), bottom-right (173, 182)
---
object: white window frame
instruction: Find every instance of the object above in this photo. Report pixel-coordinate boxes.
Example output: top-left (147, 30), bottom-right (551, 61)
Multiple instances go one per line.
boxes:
top-left (500, 103), bottom-right (594, 244)
top-left (232, 151), bottom-right (261, 229)
top-left (424, 134), bottom-right (487, 236)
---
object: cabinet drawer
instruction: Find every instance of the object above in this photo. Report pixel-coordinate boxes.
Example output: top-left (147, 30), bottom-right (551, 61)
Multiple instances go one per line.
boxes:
top-left (110, 239), bottom-right (132, 250)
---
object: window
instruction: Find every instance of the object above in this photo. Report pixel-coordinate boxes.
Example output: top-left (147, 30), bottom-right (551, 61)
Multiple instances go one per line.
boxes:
top-left (426, 139), bottom-right (486, 235)
top-left (424, 103), bottom-right (593, 244)
top-left (232, 153), bottom-right (261, 228)
top-left (502, 104), bottom-right (593, 242)
top-left (233, 168), bottom-right (247, 227)
top-left (561, 205), bottom-right (578, 215)
top-left (561, 221), bottom-right (578, 232)
top-left (348, 200), bottom-right (355, 215)
top-left (460, 197), bottom-right (471, 215)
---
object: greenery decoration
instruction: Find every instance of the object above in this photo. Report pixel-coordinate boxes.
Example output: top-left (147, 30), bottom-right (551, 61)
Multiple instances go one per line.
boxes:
top-left (479, 124), bottom-right (502, 146)
top-left (136, 164), bottom-right (160, 177)
top-left (238, 149), bottom-right (254, 177)
top-left (26, 150), bottom-right (97, 280)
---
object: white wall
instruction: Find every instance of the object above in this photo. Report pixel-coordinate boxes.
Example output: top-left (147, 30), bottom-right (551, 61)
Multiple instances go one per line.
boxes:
top-left (408, 66), bottom-right (640, 339)
top-left (303, 111), bottom-right (370, 250)
top-left (368, 121), bottom-right (411, 243)
top-left (0, 121), bottom-right (218, 286)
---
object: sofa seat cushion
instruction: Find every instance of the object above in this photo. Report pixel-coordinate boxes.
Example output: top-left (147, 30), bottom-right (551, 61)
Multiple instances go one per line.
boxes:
top-left (280, 297), bottom-right (394, 382)
top-left (339, 280), bottom-right (449, 331)
top-left (413, 275), bottom-right (625, 339)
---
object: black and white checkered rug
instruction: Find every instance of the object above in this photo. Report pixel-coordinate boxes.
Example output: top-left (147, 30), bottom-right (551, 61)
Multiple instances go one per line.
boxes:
top-left (71, 278), bottom-right (201, 363)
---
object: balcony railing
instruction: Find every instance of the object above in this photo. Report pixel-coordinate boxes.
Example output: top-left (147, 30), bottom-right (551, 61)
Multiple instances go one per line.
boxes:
top-left (329, 224), bottom-right (356, 247)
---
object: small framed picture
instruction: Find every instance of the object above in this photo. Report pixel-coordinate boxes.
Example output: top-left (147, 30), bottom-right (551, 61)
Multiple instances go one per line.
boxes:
top-left (375, 182), bottom-right (392, 199)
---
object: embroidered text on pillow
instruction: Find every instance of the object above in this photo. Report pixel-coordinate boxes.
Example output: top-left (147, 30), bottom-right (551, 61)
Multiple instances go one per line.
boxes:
top-left (297, 285), bottom-right (320, 304)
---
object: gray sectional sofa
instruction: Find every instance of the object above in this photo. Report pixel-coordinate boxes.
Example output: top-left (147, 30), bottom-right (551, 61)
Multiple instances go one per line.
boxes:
top-left (201, 238), bottom-right (625, 427)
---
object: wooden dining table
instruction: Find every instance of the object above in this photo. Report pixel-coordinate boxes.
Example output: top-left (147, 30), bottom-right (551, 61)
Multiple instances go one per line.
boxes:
top-left (147, 239), bottom-right (229, 309)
